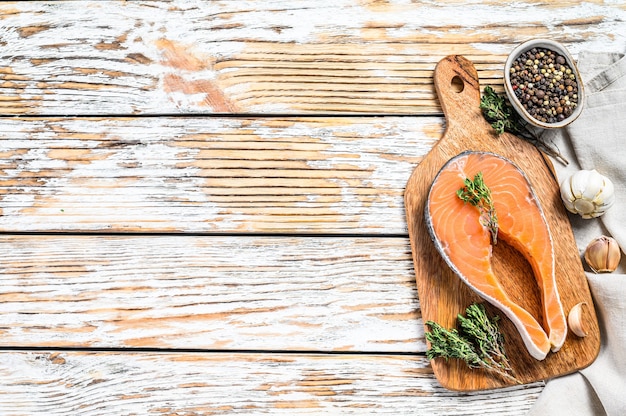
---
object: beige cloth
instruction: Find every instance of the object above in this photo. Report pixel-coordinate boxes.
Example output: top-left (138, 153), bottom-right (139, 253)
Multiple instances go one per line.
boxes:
top-left (528, 49), bottom-right (626, 415)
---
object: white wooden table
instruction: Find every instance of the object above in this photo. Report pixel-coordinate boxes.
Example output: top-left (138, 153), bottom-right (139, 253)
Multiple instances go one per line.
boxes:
top-left (0, 1), bottom-right (624, 414)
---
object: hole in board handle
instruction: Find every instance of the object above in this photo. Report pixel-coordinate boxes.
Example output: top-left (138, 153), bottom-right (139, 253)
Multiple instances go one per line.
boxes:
top-left (451, 75), bottom-right (464, 93)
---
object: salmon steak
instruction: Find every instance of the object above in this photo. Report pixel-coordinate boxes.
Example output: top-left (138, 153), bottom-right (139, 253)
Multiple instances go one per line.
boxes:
top-left (425, 151), bottom-right (567, 361)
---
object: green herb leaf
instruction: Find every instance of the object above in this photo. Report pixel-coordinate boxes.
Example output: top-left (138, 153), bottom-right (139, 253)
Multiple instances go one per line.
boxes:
top-left (458, 304), bottom-right (511, 374)
top-left (480, 86), bottom-right (568, 166)
top-left (457, 172), bottom-right (498, 245)
top-left (425, 303), bottom-right (519, 384)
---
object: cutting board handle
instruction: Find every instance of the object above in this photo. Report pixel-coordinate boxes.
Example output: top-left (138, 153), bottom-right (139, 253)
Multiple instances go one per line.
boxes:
top-left (434, 55), bottom-right (483, 130)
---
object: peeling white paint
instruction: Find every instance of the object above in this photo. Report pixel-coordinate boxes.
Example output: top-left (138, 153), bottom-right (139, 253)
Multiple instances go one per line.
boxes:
top-left (0, 116), bottom-right (436, 233)
top-left (0, 235), bottom-right (420, 351)
top-left (0, 351), bottom-right (544, 415)
top-left (0, 1), bottom-right (623, 114)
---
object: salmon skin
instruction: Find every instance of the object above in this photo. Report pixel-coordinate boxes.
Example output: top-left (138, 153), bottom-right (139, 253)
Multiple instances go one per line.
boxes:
top-left (425, 151), bottom-right (567, 361)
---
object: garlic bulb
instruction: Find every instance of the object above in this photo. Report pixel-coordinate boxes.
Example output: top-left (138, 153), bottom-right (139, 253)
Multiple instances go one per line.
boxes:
top-left (560, 169), bottom-right (615, 218)
top-left (584, 235), bottom-right (621, 273)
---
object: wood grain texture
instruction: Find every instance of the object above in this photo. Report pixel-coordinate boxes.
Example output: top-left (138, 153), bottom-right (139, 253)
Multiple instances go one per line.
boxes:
top-left (0, 116), bottom-right (438, 233)
top-left (0, 351), bottom-right (543, 415)
top-left (0, 1), bottom-right (623, 115)
top-left (404, 56), bottom-right (599, 391)
top-left (4, 0), bottom-right (620, 410)
top-left (0, 235), bottom-right (421, 352)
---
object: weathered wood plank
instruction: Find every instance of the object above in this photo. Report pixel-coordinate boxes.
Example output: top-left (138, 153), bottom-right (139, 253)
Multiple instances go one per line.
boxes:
top-left (0, 0), bottom-right (623, 115)
top-left (0, 116), bottom-right (439, 233)
top-left (0, 351), bottom-right (543, 415)
top-left (0, 235), bottom-right (421, 351)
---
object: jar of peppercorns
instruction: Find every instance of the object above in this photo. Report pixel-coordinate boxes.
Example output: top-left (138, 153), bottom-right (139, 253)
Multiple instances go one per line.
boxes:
top-left (504, 39), bottom-right (584, 129)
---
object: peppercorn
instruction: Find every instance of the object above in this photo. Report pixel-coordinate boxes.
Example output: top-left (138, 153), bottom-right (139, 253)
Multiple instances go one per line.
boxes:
top-left (508, 47), bottom-right (579, 124)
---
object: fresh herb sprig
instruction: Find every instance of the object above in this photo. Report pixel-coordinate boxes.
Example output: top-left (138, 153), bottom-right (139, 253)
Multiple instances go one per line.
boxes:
top-left (480, 86), bottom-right (568, 166)
top-left (425, 303), bottom-right (519, 384)
top-left (480, 86), bottom-right (518, 135)
top-left (457, 172), bottom-right (498, 244)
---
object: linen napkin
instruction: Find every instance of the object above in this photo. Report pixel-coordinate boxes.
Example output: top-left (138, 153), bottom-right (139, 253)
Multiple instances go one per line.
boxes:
top-left (528, 47), bottom-right (626, 416)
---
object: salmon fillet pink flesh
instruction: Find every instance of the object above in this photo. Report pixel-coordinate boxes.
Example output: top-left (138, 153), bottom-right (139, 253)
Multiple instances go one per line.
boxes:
top-left (425, 151), bottom-right (567, 361)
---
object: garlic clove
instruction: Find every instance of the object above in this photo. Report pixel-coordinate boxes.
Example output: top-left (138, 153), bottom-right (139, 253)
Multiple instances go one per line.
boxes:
top-left (565, 170), bottom-right (585, 200)
top-left (573, 199), bottom-right (595, 216)
top-left (584, 235), bottom-right (621, 273)
top-left (568, 302), bottom-right (588, 338)
top-left (581, 171), bottom-right (605, 200)
top-left (595, 179), bottom-right (615, 206)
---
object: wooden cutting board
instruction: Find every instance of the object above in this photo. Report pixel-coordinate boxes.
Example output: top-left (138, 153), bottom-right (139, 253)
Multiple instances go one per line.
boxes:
top-left (404, 55), bottom-right (600, 391)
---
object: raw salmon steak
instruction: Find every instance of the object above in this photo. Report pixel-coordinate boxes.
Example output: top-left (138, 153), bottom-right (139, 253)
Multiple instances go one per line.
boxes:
top-left (425, 151), bottom-right (567, 361)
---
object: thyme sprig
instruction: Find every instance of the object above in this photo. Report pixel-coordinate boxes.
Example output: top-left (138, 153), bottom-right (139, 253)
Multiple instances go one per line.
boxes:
top-left (480, 86), bottom-right (518, 135)
top-left (457, 172), bottom-right (498, 245)
top-left (480, 86), bottom-right (568, 166)
top-left (425, 303), bottom-right (519, 384)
